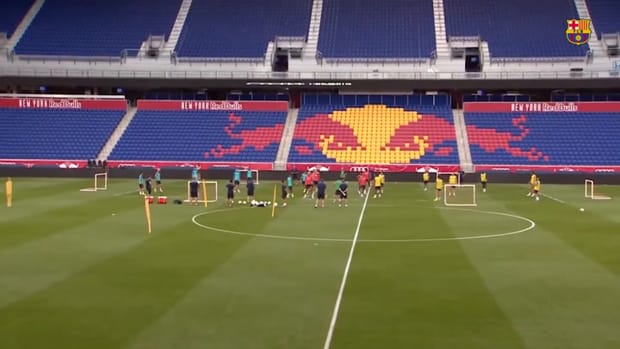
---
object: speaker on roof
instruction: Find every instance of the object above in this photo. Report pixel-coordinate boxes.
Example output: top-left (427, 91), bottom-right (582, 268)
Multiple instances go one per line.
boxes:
top-left (272, 48), bottom-right (289, 72)
top-left (465, 54), bottom-right (481, 72)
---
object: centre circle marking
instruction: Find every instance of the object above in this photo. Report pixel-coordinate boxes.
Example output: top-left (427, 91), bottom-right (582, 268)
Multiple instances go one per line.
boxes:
top-left (191, 205), bottom-right (536, 243)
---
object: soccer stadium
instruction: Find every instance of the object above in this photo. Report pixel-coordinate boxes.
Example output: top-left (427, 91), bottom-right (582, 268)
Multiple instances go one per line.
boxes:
top-left (1, 0), bottom-right (620, 348)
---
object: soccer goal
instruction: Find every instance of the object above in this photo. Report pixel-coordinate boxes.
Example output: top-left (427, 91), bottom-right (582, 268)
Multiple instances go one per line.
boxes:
top-left (444, 184), bottom-right (477, 206)
top-left (436, 171), bottom-right (461, 185)
top-left (584, 179), bottom-right (611, 200)
top-left (184, 180), bottom-right (218, 203)
top-left (80, 173), bottom-right (108, 192)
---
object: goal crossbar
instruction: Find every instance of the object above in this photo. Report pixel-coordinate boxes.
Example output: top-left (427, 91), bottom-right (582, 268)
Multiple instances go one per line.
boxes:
top-left (184, 180), bottom-right (218, 203)
top-left (444, 184), bottom-right (477, 206)
top-left (584, 179), bottom-right (611, 200)
top-left (80, 173), bottom-right (107, 192)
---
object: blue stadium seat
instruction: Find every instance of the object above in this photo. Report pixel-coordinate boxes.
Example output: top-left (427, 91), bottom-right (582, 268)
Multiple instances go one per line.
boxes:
top-left (587, 0), bottom-right (620, 38)
top-left (0, 0), bottom-right (34, 38)
top-left (465, 111), bottom-right (620, 165)
top-left (318, 0), bottom-right (436, 59)
top-left (109, 110), bottom-right (287, 162)
top-left (444, 0), bottom-right (588, 59)
top-left (0, 108), bottom-right (124, 159)
top-left (15, 0), bottom-right (182, 56)
top-left (176, 0), bottom-right (312, 58)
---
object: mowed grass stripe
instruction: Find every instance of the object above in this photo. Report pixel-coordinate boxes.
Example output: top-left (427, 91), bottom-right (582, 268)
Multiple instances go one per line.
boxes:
top-left (0, 218), bottom-right (258, 349)
top-left (130, 200), bottom-right (358, 349)
top-left (329, 185), bottom-right (526, 349)
top-left (456, 186), bottom-right (620, 348)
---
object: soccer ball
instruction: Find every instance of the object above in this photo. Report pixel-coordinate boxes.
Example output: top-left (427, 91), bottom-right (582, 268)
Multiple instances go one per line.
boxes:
top-left (580, 208), bottom-right (585, 212)
top-left (274, 202), bottom-right (278, 207)
top-left (242, 201), bottom-right (247, 205)
top-left (238, 200), bottom-right (242, 204)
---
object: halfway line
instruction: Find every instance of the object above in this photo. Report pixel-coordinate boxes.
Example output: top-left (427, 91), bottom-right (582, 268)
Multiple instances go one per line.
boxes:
top-left (323, 190), bottom-right (371, 349)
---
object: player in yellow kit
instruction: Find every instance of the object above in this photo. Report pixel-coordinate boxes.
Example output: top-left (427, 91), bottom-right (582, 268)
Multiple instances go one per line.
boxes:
top-left (434, 176), bottom-right (444, 201)
top-left (533, 178), bottom-right (541, 201)
top-left (448, 173), bottom-right (458, 196)
top-left (480, 171), bottom-right (488, 192)
top-left (372, 174), bottom-right (382, 198)
top-left (378, 172), bottom-right (385, 195)
top-left (527, 172), bottom-right (537, 197)
top-left (422, 170), bottom-right (430, 191)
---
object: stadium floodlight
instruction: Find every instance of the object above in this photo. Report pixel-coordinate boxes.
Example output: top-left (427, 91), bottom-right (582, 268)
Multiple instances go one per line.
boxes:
top-left (80, 173), bottom-right (108, 192)
top-left (584, 179), bottom-right (611, 200)
top-left (444, 184), bottom-right (477, 207)
top-left (184, 180), bottom-right (218, 204)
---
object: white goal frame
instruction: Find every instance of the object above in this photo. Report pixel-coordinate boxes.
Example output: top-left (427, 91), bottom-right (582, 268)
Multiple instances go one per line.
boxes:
top-left (80, 173), bottom-right (108, 192)
top-left (436, 171), bottom-right (461, 185)
top-left (184, 180), bottom-right (218, 203)
top-left (584, 179), bottom-right (611, 200)
top-left (444, 184), bottom-right (477, 206)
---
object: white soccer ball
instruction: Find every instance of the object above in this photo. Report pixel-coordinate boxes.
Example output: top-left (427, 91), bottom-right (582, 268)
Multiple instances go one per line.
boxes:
top-left (580, 208), bottom-right (585, 212)
top-left (267, 201), bottom-right (271, 205)
top-left (242, 201), bottom-right (247, 205)
top-left (238, 200), bottom-right (242, 204)
top-left (274, 202), bottom-right (278, 207)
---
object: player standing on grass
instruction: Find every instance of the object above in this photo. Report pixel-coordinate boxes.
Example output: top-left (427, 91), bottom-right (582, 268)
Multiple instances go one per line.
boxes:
top-left (334, 178), bottom-right (342, 203)
top-left (246, 168), bottom-right (253, 184)
top-left (378, 172), bottom-right (385, 195)
top-left (315, 178), bottom-right (327, 208)
top-left (155, 169), bottom-right (163, 193)
top-left (480, 171), bottom-right (488, 192)
top-left (145, 177), bottom-right (153, 196)
top-left (357, 172), bottom-right (367, 196)
top-left (448, 173), bottom-right (458, 197)
top-left (373, 173), bottom-right (382, 198)
top-left (281, 179), bottom-right (288, 207)
top-left (233, 169), bottom-right (241, 193)
top-left (527, 171), bottom-right (537, 197)
top-left (304, 172), bottom-right (314, 198)
top-left (434, 176), bottom-right (444, 201)
top-left (287, 174), bottom-right (294, 198)
top-left (246, 178), bottom-right (255, 203)
top-left (226, 179), bottom-right (235, 207)
top-left (422, 170), bottom-right (430, 191)
top-left (189, 177), bottom-right (199, 205)
top-left (533, 178), bottom-right (541, 201)
top-left (138, 172), bottom-right (145, 195)
top-left (338, 180), bottom-right (349, 207)
top-left (301, 170), bottom-right (308, 187)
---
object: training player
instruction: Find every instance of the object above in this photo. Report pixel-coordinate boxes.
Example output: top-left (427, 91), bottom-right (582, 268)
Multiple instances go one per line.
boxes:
top-left (287, 174), bottom-right (294, 198)
top-left (226, 179), bottom-right (235, 207)
top-left (434, 176), bottom-right (444, 201)
top-left (154, 169), bottom-right (163, 193)
top-left (480, 171), bottom-right (488, 192)
top-left (373, 173), bottom-right (382, 198)
top-left (192, 166), bottom-right (199, 182)
top-left (338, 180), bottom-right (349, 207)
top-left (527, 171), bottom-right (537, 197)
top-left (145, 176), bottom-right (153, 196)
top-left (422, 170), bottom-right (430, 191)
top-left (189, 177), bottom-right (199, 205)
top-left (233, 169), bottom-right (241, 192)
top-left (533, 178), bottom-right (541, 201)
top-left (246, 168), bottom-right (253, 184)
top-left (280, 179), bottom-right (288, 207)
top-left (246, 178), bottom-right (255, 203)
top-left (448, 173), bottom-right (458, 197)
top-left (357, 172), bottom-right (368, 196)
top-left (334, 177), bottom-right (342, 203)
top-left (339, 168), bottom-right (346, 180)
top-left (315, 178), bottom-right (327, 208)
top-left (301, 170), bottom-right (308, 187)
top-left (304, 172), bottom-right (314, 198)
top-left (378, 171), bottom-right (385, 195)
top-left (138, 172), bottom-right (145, 195)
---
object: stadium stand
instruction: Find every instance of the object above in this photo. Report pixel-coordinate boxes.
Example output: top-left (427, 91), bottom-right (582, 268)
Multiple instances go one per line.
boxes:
top-left (109, 108), bottom-right (287, 162)
top-left (443, 0), bottom-right (588, 59)
top-left (227, 93), bottom-right (289, 101)
top-left (317, 0), bottom-right (436, 60)
top-left (0, 0), bottom-right (34, 38)
top-left (288, 94), bottom-right (458, 165)
top-left (464, 110), bottom-right (620, 165)
top-left (586, 0), bottom-right (620, 38)
top-left (0, 108), bottom-right (124, 160)
top-left (176, 0), bottom-right (312, 58)
top-left (14, 0), bottom-right (182, 56)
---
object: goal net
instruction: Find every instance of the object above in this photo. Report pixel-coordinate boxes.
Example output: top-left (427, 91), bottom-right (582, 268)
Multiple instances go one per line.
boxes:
top-left (584, 179), bottom-right (611, 200)
top-left (184, 180), bottom-right (218, 203)
top-left (80, 173), bottom-right (107, 192)
top-left (444, 184), bottom-right (477, 206)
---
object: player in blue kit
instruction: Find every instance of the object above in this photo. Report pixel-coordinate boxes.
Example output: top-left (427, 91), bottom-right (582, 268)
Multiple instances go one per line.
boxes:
top-left (138, 172), bottom-right (145, 195)
top-left (233, 169), bottom-right (241, 192)
top-left (189, 178), bottom-right (199, 205)
top-left (315, 179), bottom-right (327, 208)
top-left (226, 179), bottom-right (235, 207)
top-left (287, 174), bottom-right (294, 198)
top-left (338, 180), bottom-right (348, 208)
top-left (192, 166), bottom-right (199, 181)
top-left (154, 169), bottom-right (163, 193)
top-left (145, 177), bottom-right (153, 196)
top-left (246, 178), bottom-right (255, 203)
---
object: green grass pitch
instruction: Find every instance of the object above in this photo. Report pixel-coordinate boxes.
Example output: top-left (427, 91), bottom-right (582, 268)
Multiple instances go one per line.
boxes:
top-left (1, 177), bottom-right (620, 349)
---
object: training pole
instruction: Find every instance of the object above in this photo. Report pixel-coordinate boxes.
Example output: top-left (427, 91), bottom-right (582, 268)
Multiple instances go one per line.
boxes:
top-left (271, 184), bottom-right (277, 218)
top-left (201, 181), bottom-right (208, 208)
top-left (6, 177), bottom-right (13, 208)
top-left (144, 196), bottom-right (152, 234)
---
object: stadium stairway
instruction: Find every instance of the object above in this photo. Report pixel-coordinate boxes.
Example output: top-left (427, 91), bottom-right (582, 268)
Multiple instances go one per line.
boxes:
top-left (575, 0), bottom-right (603, 56)
top-left (432, 0), bottom-right (449, 59)
top-left (274, 108), bottom-right (299, 170)
top-left (302, 0), bottom-right (324, 60)
top-left (166, 0), bottom-right (192, 52)
top-left (98, 106), bottom-right (137, 161)
top-left (452, 109), bottom-right (474, 172)
top-left (5, 0), bottom-right (45, 52)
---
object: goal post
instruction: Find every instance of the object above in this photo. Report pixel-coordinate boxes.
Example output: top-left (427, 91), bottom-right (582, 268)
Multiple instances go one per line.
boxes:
top-left (80, 172), bottom-right (108, 192)
top-left (444, 184), bottom-right (477, 206)
top-left (584, 179), bottom-right (611, 200)
top-left (184, 180), bottom-right (218, 203)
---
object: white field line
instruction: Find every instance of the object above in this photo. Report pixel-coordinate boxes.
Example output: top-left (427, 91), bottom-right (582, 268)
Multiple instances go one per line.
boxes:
top-left (541, 192), bottom-right (566, 204)
top-left (113, 189), bottom-right (139, 197)
top-left (323, 190), bottom-right (371, 349)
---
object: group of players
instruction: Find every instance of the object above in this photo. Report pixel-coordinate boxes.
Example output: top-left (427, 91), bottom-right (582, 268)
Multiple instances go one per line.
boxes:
top-left (137, 169), bottom-right (163, 196)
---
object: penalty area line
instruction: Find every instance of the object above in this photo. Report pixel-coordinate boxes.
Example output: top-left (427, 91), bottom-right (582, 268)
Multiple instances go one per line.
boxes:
top-left (323, 190), bottom-right (371, 349)
top-left (541, 193), bottom-right (566, 204)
